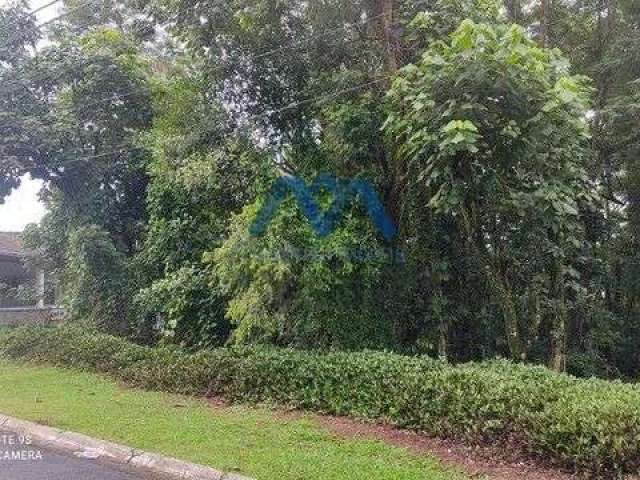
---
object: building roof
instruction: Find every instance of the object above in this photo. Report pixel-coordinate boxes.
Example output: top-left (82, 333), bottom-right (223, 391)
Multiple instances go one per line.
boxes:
top-left (0, 232), bottom-right (24, 257)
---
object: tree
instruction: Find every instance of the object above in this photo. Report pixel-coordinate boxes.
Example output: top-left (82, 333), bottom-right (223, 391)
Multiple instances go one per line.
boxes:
top-left (5, 0), bottom-right (640, 376)
top-left (0, 11), bottom-right (155, 332)
top-left (134, 69), bottom-right (267, 346)
top-left (0, 26), bottom-right (153, 251)
top-left (386, 21), bottom-right (594, 367)
top-left (507, 0), bottom-right (640, 374)
top-left (211, 197), bottom-right (395, 349)
top-left (140, 0), bottom-right (504, 349)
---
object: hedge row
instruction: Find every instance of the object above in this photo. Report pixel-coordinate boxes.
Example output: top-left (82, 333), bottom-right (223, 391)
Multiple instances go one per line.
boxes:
top-left (2, 326), bottom-right (640, 476)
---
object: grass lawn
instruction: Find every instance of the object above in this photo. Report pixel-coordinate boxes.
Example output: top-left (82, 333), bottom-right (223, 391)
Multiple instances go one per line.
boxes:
top-left (0, 360), bottom-right (470, 480)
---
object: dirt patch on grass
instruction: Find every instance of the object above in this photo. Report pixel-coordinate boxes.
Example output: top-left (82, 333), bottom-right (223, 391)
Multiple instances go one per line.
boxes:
top-left (204, 396), bottom-right (640, 480)
top-left (204, 396), bottom-right (578, 480)
top-left (206, 396), bottom-right (231, 409)
top-left (313, 414), bottom-right (576, 480)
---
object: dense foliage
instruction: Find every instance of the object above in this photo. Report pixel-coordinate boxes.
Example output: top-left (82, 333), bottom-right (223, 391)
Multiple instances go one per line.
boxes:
top-left (386, 20), bottom-right (594, 368)
top-left (0, 0), bottom-right (639, 378)
top-left (3, 325), bottom-right (640, 476)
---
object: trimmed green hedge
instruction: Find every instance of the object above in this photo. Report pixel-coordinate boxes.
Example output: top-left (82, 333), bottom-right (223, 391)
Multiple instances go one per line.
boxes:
top-left (2, 326), bottom-right (640, 475)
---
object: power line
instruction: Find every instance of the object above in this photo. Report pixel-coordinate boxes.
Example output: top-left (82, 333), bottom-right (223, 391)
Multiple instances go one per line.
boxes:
top-left (4, 141), bottom-right (141, 178)
top-left (1, 0), bottom-right (97, 67)
top-left (9, 78), bottom-right (389, 180)
top-left (0, 0), bottom-right (62, 39)
top-left (4, 74), bottom-right (390, 177)
top-left (1, 5), bottom-right (397, 105)
top-left (3, 24), bottom-right (398, 123)
top-left (1, 3), bottom-right (395, 178)
top-left (253, 12), bottom-right (386, 60)
top-left (29, 0), bottom-right (63, 17)
top-left (34, 0), bottom-right (96, 29)
top-left (266, 77), bottom-right (387, 117)
top-left (0, 0), bottom-right (111, 106)
top-left (3, 11), bottom-right (393, 122)
top-left (3, 76), bottom-right (392, 223)
top-left (5, 45), bottom-right (390, 131)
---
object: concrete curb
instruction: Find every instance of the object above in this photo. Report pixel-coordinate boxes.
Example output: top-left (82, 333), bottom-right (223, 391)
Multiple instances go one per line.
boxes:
top-left (0, 413), bottom-right (253, 480)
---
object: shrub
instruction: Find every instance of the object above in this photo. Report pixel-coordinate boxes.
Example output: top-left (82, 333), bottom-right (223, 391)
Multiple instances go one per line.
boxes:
top-left (134, 265), bottom-right (230, 349)
top-left (64, 225), bottom-right (134, 335)
top-left (2, 326), bottom-right (640, 475)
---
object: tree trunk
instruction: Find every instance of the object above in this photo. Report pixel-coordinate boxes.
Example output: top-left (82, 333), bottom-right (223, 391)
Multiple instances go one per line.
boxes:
top-left (437, 321), bottom-right (448, 361)
top-left (505, 0), bottom-right (522, 24)
top-left (549, 320), bottom-right (567, 372)
top-left (549, 308), bottom-right (567, 372)
top-left (374, 0), bottom-right (410, 347)
top-left (373, 0), bottom-right (402, 228)
top-left (525, 287), bottom-right (543, 354)
top-left (487, 264), bottom-right (526, 361)
top-left (548, 258), bottom-right (568, 372)
top-left (434, 288), bottom-right (449, 361)
top-left (379, 0), bottom-right (400, 72)
top-left (539, 0), bottom-right (551, 47)
top-left (458, 206), bottom-right (526, 361)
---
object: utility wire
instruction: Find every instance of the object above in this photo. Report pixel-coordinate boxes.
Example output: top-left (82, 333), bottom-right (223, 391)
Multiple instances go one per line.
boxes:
top-left (2, 7), bottom-right (396, 102)
top-left (1, 4), bottom-right (395, 177)
top-left (0, 0), bottom-right (109, 106)
top-left (1, 0), bottom-right (395, 106)
top-left (4, 74), bottom-right (390, 177)
top-left (1, 0), bottom-right (98, 67)
top-left (0, 0), bottom-right (62, 38)
top-left (29, 0), bottom-right (63, 17)
top-left (266, 77), bottom-right (388, 117)
top-left (32, 0), bottom-right (97, 31)
top-left (3, 17), bottom-right (400, 123)
top-left (253, 12), bottom-right (386, 60)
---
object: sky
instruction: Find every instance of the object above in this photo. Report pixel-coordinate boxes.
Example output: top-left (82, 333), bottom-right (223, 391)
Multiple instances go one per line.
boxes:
top-left (0, 175), bottom-right (47, 231)
top-left (0, 0), bottom-right (62, 231)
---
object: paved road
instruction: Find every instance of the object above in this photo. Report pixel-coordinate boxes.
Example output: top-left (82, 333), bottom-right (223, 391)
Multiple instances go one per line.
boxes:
top-left (0, 431), bottom-right (166, 480)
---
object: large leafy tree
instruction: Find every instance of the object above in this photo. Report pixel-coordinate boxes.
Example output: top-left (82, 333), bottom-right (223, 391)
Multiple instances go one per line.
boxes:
top-left (211, 185), bottom-right (396, 349)
top-left (143, 0), bottom-right (501, 212)
top-left (4, 0), bottom-right (640, 376)
top-left (505, 0), bottom-right (640, 375)
top-left (386, 21), bottom-right (594, 368)
top-left (0, 25), bottom-right (153, 251)
top-left (0, 2), bottom-right (154, 331)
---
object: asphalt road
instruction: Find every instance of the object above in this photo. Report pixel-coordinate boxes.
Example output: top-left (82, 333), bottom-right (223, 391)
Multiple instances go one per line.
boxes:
top-left (0, 431), bottom-right (166, 480)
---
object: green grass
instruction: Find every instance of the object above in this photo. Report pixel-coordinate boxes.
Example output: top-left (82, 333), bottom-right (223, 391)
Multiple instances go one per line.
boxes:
top-left (0, 360), bottom-right (468, 480)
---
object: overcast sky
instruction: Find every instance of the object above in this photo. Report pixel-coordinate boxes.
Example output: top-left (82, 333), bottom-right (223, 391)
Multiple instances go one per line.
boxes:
top-left (0, 0), bottom-right (61, 232)
top-left (0, 175), bottom-right (47, 231)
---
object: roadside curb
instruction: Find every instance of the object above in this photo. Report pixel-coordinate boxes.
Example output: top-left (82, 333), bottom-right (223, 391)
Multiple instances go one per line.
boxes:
top-left (0, 413), bottom-right (253, 480)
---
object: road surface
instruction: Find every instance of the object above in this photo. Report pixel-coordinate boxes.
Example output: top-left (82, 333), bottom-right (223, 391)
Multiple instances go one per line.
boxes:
top-left (0, 431), bottom-right (166, 480)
